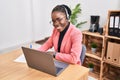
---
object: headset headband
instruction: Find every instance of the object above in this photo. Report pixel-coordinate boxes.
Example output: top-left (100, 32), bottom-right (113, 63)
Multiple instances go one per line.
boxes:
top-left (61, 5), bottom-right (69, 20)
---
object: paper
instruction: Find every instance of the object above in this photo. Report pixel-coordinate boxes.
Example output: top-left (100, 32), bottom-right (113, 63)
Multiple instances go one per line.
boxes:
top-left (14, 43), bottom-right (54, 63)
top-left (14, 43), bottom-right (41, 63)
top-left (88, 76), bottom-right (97, 80)
top-left (14, 54), bottom-right (26, 63)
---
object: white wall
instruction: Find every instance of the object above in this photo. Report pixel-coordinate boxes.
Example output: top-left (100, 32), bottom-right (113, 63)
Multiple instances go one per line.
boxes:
top-left (0, 0), bottom-right (119, 53)
top-left (80, 0), bottom-right (120, 31)
top-left (0, 0), bottom-right (33, 53)
top-left (32, 0), bottom-right (80, 41)
top-left (33, 0), bottom-right (120, 40)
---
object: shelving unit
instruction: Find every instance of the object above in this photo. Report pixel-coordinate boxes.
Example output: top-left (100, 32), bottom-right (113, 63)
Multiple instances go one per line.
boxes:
top-left (82, 10), bottom-right (120, 80)
top-left (82, 30), bottom-right (105, 80)
top-left (103, 37), bottom-right (120, 79)
top-left (103, 10), bottom-right (120, 80)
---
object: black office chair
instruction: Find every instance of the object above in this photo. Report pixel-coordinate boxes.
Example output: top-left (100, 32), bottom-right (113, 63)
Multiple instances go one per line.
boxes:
top-left (80, 44), bottom-right (86, 65)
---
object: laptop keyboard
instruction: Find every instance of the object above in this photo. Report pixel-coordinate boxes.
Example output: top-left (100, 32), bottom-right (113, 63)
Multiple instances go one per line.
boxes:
top-left (56, 67), bottom-right (63, 73)
top-left (54, 60), bottom-right (69, 74)
top-left (54, 60), bottom-right (67, 67)
top-left (54, 60), bottom-right (68, 72)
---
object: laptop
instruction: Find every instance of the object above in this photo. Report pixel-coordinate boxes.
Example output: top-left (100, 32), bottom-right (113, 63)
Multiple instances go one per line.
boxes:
top-left (22, 47), bottom-right (69, 76)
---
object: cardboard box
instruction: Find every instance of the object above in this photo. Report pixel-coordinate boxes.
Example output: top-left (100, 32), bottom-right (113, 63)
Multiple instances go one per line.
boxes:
top-left (112, 43), bottom-right (120, 64)
top-left (107, 41), bottom-right (120, 64)
top-left (106, 42), bottom-right (114, 62)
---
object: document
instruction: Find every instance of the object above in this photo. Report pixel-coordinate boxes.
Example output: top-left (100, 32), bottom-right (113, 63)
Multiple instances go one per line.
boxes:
top-left (14, 43), bottom-right (54, 63)
top-left (14, 43), bottom-right (41, 63)
top-left (14, 54), bottom-right (26, 63)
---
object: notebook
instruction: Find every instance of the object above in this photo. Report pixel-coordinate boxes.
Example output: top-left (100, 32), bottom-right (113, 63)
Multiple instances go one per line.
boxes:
top-left (22, 47), bottom-right (69, 76)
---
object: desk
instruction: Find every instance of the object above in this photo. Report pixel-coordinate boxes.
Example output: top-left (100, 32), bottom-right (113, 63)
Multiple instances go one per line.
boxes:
top-left (0, 49), bottom-right (89, 80)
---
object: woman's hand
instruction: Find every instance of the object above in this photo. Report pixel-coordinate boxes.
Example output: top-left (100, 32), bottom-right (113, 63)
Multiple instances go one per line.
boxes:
top-left (47, 52), bottom-right (57, 58)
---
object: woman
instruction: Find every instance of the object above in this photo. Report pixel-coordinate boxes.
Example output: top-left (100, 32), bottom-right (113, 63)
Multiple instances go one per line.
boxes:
top-left (38, 4), bottom-right (82, 65)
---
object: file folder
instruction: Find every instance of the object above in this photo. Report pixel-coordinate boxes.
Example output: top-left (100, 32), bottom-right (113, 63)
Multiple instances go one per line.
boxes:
top-left (106, 42), bottom-right (114, 62)
top-left (117, 16), bottom-right (120, 37)
top-left (108, 16), bottom-right (115, 36)
top-left (112, 42), bottom-right (120, 64)
top-left (114, 16), bottom-right (119, 37)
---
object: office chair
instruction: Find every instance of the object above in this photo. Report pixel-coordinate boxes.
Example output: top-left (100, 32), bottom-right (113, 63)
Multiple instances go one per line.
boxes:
top-left (80, 44), bottom-right (86, 65)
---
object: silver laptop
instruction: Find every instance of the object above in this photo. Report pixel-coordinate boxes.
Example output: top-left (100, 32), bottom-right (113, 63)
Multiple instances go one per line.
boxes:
top-left (22, 47), bottom-right (69, 76)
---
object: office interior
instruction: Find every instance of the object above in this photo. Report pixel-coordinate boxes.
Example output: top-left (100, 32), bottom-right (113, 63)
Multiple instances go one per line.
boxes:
top-left (0, 0), bottom-right (120, 80)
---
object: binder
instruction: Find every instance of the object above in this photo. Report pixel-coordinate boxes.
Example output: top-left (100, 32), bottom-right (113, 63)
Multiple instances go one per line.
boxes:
top-left (117, 16), bottom-right (120, 37)
top-left (108, 16), bottom-right (115, 36)
top-left (114, 16), bottom-right (119, 37)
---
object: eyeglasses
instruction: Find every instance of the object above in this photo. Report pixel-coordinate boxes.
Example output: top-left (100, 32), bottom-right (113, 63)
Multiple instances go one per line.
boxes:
top-left (49, 17), bottom-right (65, 25)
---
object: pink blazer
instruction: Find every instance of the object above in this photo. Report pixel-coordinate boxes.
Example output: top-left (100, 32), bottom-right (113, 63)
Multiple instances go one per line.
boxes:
top-left (38, 23), bottom-right (82, 65)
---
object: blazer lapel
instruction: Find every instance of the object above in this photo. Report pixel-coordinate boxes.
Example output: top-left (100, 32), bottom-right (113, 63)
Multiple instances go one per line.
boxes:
top-left (54, 31), bottom-right (60, 52)
top-left (60, 24), bottom-right (73, 52)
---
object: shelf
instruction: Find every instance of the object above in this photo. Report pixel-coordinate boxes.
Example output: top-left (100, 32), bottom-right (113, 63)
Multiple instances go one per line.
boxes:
top-left (103, 71), bottom-right (120, 80)
top-left (86, 52), bottom-right (102, 61)
top-left (105, 35), bottom-right (120, 40)
top-left (102, 74), bottom-right (114, 80)
top-left (102, 61), bottom-right (120, 80)
top-left (89, 71), bottom-right (99, 80)
top-left (104, 60), bottom-right (120, 67)
top-left (82, 30), bottom-right (104, 38)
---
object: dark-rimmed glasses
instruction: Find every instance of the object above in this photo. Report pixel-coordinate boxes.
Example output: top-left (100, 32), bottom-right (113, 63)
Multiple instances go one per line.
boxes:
top-left (49, 17), bottom-right (65, 25)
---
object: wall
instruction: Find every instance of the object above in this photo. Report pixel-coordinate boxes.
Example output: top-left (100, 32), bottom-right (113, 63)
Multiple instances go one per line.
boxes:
top-left (32, 0), bottom-right (80, 41)
top-left (0, 0), bottom-right (33, 53)
top-left (0, 0), bottom-right (119, 53)
top-left (33, 0), bottom-right (120, 40)
top-left (80, 0), bottom-right (120, 30)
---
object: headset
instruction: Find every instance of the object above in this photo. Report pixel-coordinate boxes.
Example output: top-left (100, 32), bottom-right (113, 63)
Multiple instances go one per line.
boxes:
top-left (61, 5), bottom-right (69, 20)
